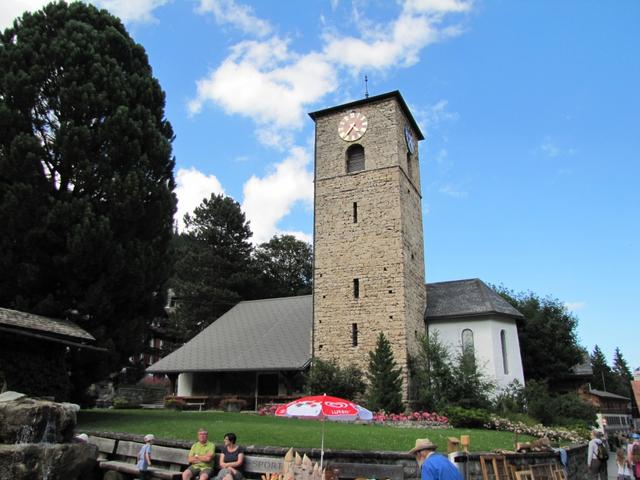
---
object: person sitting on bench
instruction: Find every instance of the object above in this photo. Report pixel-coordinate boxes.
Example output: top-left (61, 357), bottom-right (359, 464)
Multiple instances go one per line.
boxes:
top-left (183, 428), bottom-right (215, 480)
top-left (216, 432), bottom-right (245, 480)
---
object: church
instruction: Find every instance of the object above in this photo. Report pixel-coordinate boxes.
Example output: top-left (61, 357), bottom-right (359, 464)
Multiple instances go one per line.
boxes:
top-left (147, 91), bottom-right (525, 406)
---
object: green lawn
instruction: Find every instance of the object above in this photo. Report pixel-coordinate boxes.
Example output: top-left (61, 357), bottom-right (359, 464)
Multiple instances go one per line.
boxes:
top-left (77, 409), bottom-right (531, 452)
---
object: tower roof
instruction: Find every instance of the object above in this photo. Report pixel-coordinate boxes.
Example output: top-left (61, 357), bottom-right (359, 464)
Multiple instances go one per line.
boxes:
top-left (309, 90), bottom-right (425, 140)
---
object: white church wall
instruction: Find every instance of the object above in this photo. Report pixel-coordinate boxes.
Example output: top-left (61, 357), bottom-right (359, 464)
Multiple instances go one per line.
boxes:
top-left (429, 317), bottom-right (524, 392)
top-left (177, 372), bottom-right (194, 396)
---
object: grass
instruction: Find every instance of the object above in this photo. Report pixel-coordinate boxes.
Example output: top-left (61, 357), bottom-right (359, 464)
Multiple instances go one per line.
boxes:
top-left (77, 409), bottom-right (533, 452)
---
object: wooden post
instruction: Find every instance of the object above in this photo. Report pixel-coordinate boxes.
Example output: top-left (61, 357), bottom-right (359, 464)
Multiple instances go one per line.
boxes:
top-left (460, 435), bottom-right (470, 452)
top-left (447, 437), bottom-right (461, 454)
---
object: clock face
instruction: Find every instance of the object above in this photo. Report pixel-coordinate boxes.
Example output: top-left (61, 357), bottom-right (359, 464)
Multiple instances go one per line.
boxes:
top-left (338, 111), bottom-right (368, 142)
top-left (404, 125), bottom-right (415, 154)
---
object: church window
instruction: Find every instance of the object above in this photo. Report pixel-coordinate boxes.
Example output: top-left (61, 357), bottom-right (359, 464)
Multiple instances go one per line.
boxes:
top-left (500, 329), bottom-right (509, 374)
top-left (353, 202), bottom-right (358, 223)
top-left (352, 323), bottom-right (358, 346)
top-left (462, 329), bottom-right (474, 353)
top-left (346, 144), bottom-right (365, 173)
top-left (353, 278), bottom-right (360, 298)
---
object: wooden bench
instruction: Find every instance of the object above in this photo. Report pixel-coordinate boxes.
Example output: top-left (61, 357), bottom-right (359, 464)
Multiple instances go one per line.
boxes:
top-left (99, 440), bottom-right (188, 480)
top-left (166, 395), bottom-right (209, 411)
top-left (89, 435), bottom-right (117, 460)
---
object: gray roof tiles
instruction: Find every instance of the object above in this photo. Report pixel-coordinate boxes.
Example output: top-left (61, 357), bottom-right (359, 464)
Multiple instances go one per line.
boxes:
top-left (425, 278), bottom-right (524, 320)
top-left (148, 279), bottom-right (524, 373)
top-left (147, 295), bottom-right (312, 374)
top-left (0, 307), bottom-right (95, 341)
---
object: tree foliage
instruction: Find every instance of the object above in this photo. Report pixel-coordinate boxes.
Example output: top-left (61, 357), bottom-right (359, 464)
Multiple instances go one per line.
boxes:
top-left (611, 347), bottom-right (633, 397)
top-left (495, 287), bottom-right (583, 390)
top-left (170, 193), bottom-right (254, 342)
top-left (590, 345), bottom-right (616, 392)
top-left (0, 3), bottom-right (176, 400)
top-left (367, 332), bottom-right (404, 413)
top-left (412, 331), bottom-right (455, 411)
top-left (304, 358), bottom-right (366, 400)
top-left (253, 235), bottom-right (312, 297)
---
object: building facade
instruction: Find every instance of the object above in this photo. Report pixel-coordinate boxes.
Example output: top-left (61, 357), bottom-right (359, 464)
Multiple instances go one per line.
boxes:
top-left (310, 92), bottom-right (426, 400)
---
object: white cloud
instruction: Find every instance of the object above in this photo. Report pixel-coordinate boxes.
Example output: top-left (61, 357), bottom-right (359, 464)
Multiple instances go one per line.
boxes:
top-left (189, 37), bottom-right (336, 133)
top-left (241, 146), bottom-right (313, 244)
top-left (439, 183), bottom-right (467, 198)
top-left (1, 0), bottom-right (169, 30)
top-left (175, 167), bottom-right (225, 231)
top-left (196, 0), bottom-right (271, 37)
top-left (413, 99), bottom-right (459, 135)
top-left (564, 301), bottom-right (586, 312)
top-left (92, 0), bottom-right (170, 23)
top-left (255, 126), bottom-right (295, 151)
top-left (189, 0), bottom-right (471, 142)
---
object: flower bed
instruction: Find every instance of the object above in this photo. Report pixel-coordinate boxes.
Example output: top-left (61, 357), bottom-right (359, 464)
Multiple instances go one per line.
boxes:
top-left (487, 415), bottom-right (585, 443)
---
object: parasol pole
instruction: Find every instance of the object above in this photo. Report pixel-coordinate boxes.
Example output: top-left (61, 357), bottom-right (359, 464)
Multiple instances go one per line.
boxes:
top-left (320, 415), bottom-right (325, 470)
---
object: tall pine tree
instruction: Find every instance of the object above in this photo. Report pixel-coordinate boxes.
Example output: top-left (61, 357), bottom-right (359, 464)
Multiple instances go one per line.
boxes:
top-left (170, 193), bottom-right (254, 341)
top-left (0, 3), bottom-right (176, 400)
top-left (611, 347), bottom-right (632, 397)
top-left (590, 345), bottom-right (616, 392)
top-left (366, 332), bottom-right (404, 413)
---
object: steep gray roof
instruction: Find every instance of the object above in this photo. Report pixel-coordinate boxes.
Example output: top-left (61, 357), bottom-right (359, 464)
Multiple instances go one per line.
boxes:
top-left (425, 278), bottom-right (524, 321)
top-left (588, 388), bottom-right (630, 401)
top-left (0, 307), bottom-right (95, 341)
top-left (147, 295), bottom-right (313, 374)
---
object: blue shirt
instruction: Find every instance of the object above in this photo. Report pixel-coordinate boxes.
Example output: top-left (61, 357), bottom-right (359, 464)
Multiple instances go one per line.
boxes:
top-left (420, 453), bottom-right (462, 480)
top-left (137, 443), bottom-right (152, 471)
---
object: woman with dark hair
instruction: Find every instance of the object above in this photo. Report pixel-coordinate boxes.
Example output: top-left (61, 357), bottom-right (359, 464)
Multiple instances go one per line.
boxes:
top-left (216, 433), bottom-right (244, 480)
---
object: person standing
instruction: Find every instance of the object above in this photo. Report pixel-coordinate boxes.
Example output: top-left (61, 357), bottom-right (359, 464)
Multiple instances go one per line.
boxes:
top-left (588, 430), bottom-right (608, 480)
top-left (409, 438), bottom-right (461, 480)
top-left (628, 433), bottom-right (640, 480)
top-left (137, 434), bottom-right (154, 480)
top-left (183, 428), bottom-right (215, 480)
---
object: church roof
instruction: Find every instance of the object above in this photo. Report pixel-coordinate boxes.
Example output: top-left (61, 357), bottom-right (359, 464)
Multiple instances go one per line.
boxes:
top-left (149, 279), bottom-right (524, 374)
top-left (425, 278), bottom-right (524, 321)
top-left (147, 295), bottom-right (313, 374)
top-left (308, 90), bottom-right (425, 140)
top-left (0, 306), bottom-right (95, 341)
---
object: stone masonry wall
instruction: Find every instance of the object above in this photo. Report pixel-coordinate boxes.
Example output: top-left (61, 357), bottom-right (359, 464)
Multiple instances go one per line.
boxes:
top-left (313, 94), bottom-right (426, 401)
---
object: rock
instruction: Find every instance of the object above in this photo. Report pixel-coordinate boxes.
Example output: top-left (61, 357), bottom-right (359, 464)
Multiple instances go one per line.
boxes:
top-left (0, 443), bottom-right (99, 480)
top-left (0, 398), bottom-right (76, 444)
top-left (0, 391), bottom-right (27, 402)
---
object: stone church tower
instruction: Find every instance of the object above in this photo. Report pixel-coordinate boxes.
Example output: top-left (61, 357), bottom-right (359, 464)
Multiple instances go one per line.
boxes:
top-left (309, 91), bottom-right (426, 400)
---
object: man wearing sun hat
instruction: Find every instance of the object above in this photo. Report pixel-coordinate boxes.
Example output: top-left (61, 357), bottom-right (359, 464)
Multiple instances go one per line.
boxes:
top-left (409, 438), bottom-right (461, 480)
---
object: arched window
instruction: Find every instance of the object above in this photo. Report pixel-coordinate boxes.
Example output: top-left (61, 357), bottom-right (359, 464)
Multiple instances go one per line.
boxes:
top-left (346, 144), bottom-right (365, 173)
top-left (461, 328), bottom-right (474, 353)
top-left (500, 329), bottom-right (509, 374)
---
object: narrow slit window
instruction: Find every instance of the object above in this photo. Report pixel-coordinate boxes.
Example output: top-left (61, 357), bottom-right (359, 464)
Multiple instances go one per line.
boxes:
top-left (353, 202), bottom-right (358, 223)
top-left (352, 323), bottom-right (358, 346)
top-left (501, 329), bottom-right (509, 374)
top-left (462, 328), bottom-right (474, 354)
top-left (353, 278), bottom-right (359, 299)
top-left (407, 151), bottom-right (413, 179)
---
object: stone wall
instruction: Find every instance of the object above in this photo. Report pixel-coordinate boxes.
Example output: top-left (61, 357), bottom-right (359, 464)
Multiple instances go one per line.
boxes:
top-left (85, 432), bottom-right (589, 480)
top-left (312, 94), bottom-right (426, 401)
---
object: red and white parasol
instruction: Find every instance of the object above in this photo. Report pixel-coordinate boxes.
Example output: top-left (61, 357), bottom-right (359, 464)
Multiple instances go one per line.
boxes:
top-left (275, 394), bottom-right (373, 468)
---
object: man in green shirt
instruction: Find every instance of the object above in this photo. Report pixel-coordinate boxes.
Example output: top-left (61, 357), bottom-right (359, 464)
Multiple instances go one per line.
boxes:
top-left (182, 428), bottom-right (215, 480)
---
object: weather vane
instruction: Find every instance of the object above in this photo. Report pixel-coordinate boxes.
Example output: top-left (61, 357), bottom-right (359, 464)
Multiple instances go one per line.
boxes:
top-left (364, 75), bottom-right (369, 98)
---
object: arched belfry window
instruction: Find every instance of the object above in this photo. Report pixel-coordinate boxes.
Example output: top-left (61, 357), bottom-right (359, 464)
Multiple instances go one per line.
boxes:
top-left (346, 144), bottom-right (365, 173)
top-left (462, 328), bottom-right (474, 354)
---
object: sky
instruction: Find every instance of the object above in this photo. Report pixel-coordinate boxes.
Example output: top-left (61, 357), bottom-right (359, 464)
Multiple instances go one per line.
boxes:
top-left (2, 1), bottom-right (639, 371)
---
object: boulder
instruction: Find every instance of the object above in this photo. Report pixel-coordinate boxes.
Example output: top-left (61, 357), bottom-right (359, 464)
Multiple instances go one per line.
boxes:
top-left (0, 443), bottom-right (99, 480)
top-left (0, 397), bottom-right (76, 444)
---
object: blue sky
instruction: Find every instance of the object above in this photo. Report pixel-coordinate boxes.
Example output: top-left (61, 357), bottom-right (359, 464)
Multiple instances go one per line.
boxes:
top-left (3, 1), bottom-right (639, 371)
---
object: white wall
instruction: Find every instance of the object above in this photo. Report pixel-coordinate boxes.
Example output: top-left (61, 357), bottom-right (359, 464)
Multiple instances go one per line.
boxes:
top-left (177, 372), bottom-right (194, 396)
top-left (429, 316), bottom-right (525, 391)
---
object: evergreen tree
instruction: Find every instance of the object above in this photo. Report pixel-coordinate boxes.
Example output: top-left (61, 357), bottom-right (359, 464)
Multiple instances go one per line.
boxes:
top-left (0, 3), bottom-right (176, 400)
top-left (590, 345), bottom-right (616, 392)
top-left (253, 234), bottom-right (312, 298)
top-left (170, 193), bottom-right (254, 341)
top-left (611, 347), bottom-right (633, 396)
top-left (495, 287), bottom-right (583, 390)
top-left (449, 347), bottom-right (495, 409)
top-left (366, 332), bottom-right (404, 413)
top-left (304, 358), bottom-right (366, 400)
top-left (412, 331), bottom-right (455, 411)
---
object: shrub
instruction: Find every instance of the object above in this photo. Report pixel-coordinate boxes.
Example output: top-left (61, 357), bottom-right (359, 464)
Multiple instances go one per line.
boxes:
top-left (444, 406), bottom-right (491, 428)
top-left (165, 397), bottom-right (185, 410)
top-left (112, 397), bottom-right (140, 409)
top-left (219, 397), bottom-right (248, 412)
top-left (305, 358), bottom-right (366, 400)
top-left (367, 333), bottom-right (403, 413)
